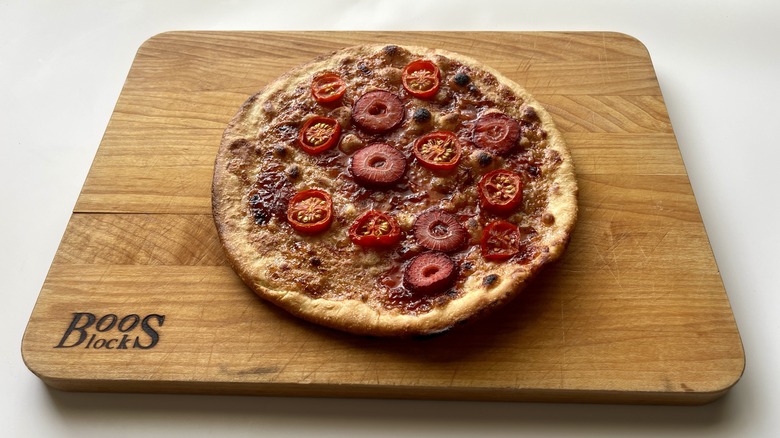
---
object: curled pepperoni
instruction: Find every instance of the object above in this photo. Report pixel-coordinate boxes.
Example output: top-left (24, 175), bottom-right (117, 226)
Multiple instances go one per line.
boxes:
top-left (403, 251), bottom-right (457, 295)
top-left (349, 143), bottom-right (407, 188)
top-left (413, 210), bottom-right (468, 252)
top-left (352, 90), bottom-right (404, 133)
top-left (473, 112), bottom-right (521, 154)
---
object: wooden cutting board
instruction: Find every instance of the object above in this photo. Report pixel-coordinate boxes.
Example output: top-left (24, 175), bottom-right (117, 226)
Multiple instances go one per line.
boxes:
top-left (22, 31), bottom-right (744, 404)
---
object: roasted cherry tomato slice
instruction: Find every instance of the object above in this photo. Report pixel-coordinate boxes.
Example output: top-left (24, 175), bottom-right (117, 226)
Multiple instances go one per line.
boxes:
top-left (286, 189), bottom-right (333, 234)
top-left (478, 169), bottom-right (524, 214)
top-left (480, 220), bottom-right (520, 261)
top-left (413, 131), bottom-right (462, 171)
top-left (348, 210), bottom-right (402, 247)
top-left (473, 112), bottom-right (521, 154)
top-left (402, 60), bottom-right (441, 99)
top-left (311, 73), bottom-right (347, 104)
top-left (298, 116), bottom-right (341, 154)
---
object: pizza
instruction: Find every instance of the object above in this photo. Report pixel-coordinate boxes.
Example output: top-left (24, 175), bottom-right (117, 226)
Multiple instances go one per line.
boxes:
top-left (212, 44), bottom-right (577, 336)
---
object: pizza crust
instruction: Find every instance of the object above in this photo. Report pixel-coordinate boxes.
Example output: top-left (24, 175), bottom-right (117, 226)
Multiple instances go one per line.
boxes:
top-left (212, 44), bottom-right (578, 336)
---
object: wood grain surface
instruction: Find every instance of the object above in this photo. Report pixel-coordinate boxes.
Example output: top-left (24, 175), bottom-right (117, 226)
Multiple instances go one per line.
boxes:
top-left (22, 31), bottom-right (744, 404)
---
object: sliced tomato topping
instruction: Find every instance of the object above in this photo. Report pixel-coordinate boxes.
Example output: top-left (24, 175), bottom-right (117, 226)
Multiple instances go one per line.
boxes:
top-left (310, 73), bottom-right (346, 104)
top-left (402, 60), bottom-right (441, 99)
top-left (413, 210), bottom-right (468, 252)
top-left (403, 251), bottom-right (457, 295)
top-left (298, 116), bottom-right (341, 155)
top-left (352, 90), bottom-right (404, 133)
top-left (473, 112), bottom-right (521, 154)
top-left (413, 131), bottom-right (462, 171)
top-left (480, 220), bottom-right (520, 261)
top-left (349, 210), bottom-right (402, 247)
top-left (478, 169), bottom-right (524, 214)
top-left (286, 189), bottom-right (332, 234)
top-left (349, 143), bottom-right (407, 188)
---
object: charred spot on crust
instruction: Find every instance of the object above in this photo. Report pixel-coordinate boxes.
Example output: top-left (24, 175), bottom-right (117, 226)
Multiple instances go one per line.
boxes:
top-left (522, 106), bottom-right (539, 121)
top-left (249, 194), bottom-right (270, 225)
top-left (287, 165), bottom-right (300, 179)
top-left (273, 145), bottom-right (287, 157)
top-left (229, 138), bottom-right (250, 152)
top-left (482, 274), bottom-right (499, 287)
top-left (358, 63), bottom-right (372, 75)
top-left (383, 45), bottom-right (399, 57)
top-left (309, 256), bottom-right (322, 267)
top-left (248, 170), bottom-right (293, 226)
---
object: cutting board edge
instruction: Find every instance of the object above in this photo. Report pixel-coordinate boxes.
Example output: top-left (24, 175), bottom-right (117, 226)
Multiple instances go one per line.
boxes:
top-left (29, 371), bottom-right (735, 406)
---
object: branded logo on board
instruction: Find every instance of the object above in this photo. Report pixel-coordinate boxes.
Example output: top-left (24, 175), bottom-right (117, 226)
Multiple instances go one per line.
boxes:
top-left (54, 312), bottom-right (165, 350)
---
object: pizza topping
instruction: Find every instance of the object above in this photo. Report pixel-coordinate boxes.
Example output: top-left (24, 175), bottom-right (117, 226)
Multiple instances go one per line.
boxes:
top-left (352, 90), bottom-right (404, 133)
top-left (477, 151), bottom-right (493, 167)
top-left (480, 220), bottom-right (520, 261)
top-left (413, 131), bottom-right (462, 171)
top-left (349, 143), bottom-right (406, 187)
top-left (413, 210), bottom-right (468, 252)
top-left (298, 116), bottom-right (341, 155)
top-left (402, 60), bottom-right (441, 99)
top-left (478, 169), bottom-right (524, 214)
top-left (286, 189), bottom-right (333, 234)
top-left (473, 112), bottom-right (521, 154)
top-left (403, 251), bottom-right (457, 295)
top-left (453, 72), bottom-right (471, 86)
top-left (338, 133), bottom-right (363, 154)
top-left (310, 73), bottom-right (347, 104)
top-left (413, 108), bottom-right (432, 123)
top-left (349, 210), bottom-right (402, 247)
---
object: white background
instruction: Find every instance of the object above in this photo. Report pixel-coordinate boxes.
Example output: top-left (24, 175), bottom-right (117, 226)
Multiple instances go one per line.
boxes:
top-left (2, 0), bottom-right (779, 436)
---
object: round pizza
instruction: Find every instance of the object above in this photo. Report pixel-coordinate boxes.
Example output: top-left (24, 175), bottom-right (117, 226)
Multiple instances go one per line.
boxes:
top-left (212, 44), bottom-right (577, 336)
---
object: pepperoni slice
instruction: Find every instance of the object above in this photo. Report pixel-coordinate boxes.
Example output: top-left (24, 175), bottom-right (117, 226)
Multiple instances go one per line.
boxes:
top-left (473, 112), bottom-right (521, 154)
top-left (403, 251), bottom-right (457, 295)
top-left (349, 143), bottom-right (406, 188)
top-left (413, 210), bottom-right (468, 252)
top-left (352, 90), bottom-right (404, 133)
